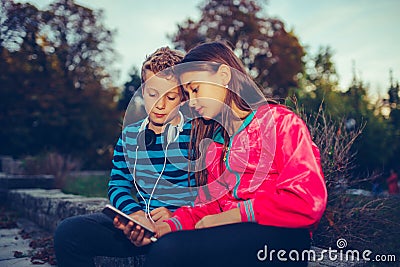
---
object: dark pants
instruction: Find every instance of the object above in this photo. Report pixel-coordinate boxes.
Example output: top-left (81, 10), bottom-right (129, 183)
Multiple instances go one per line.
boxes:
top-left (55, 214), bottom-right (310, 267)
top-left (54, 212), bottom-right (149, 267)
top-left (144, 223), bottom-right (310, 267)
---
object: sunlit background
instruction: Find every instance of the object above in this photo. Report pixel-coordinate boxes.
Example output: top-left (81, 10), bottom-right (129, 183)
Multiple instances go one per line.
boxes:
top-left (20, 0), bottom-right (400, 96)
top-left (1, 1), bottom-right (400, 262)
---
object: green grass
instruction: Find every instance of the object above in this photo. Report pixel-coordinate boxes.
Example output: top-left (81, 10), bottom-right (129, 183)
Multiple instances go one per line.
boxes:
top-left (62, 174), bottom-right (109, 198)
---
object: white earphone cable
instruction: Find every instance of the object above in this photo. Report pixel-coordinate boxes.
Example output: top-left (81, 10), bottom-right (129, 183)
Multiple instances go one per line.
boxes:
top-left (132, 114), bottom-right (183, 223)
top-left (146, 142), bottom-right (169, 223)
top-left (132, 146), bottom-right (149, 215)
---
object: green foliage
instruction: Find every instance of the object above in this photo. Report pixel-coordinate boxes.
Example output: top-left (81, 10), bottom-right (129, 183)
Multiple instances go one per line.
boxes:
top-left (294, 46), bottom-right (399, 175)
top-left (170, 0), bottom-right (304, 99)
top-left (0, 0), bottom-right (120, 169)
top-left (352, 108), bottom-right (393, 173)
top-left (62, 173), bottom-right (109, 198)
top-left (387, 81), bottom-right (400, 168)
top-left (294, 46), bottom-right (340, 115)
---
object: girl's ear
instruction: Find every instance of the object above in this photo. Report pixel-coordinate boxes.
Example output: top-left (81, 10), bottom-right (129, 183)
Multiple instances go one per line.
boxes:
top-left (217, 64), bottom-right (232, 87)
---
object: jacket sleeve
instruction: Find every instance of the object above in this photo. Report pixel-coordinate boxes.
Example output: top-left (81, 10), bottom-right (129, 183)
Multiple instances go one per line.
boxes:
top-left (108, 135), bottom-right (142, 214)
top-left (249, 110), bottom-right (327, 228)
top-left (165, 199), bottom-right (222, 231)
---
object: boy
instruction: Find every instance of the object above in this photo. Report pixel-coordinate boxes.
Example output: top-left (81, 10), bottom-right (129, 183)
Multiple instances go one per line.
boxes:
top-left (109, 47), bottom-right (195, 222)
top-left (54, 47), bottom-right (195, 266)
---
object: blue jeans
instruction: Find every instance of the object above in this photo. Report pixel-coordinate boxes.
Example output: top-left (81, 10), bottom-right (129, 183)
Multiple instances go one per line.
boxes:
top-left (54, 212), bottom-right (149, 267)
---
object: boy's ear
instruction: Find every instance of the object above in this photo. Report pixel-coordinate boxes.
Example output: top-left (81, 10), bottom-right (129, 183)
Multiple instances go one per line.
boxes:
top-left (217, 64), bottom-right (232, 86)
top-left (141, 83), bottom-right (145, 95)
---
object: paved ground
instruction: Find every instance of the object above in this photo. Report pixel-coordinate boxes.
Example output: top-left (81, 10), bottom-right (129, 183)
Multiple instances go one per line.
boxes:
top-left (0, 214), bottom-right (55, 267)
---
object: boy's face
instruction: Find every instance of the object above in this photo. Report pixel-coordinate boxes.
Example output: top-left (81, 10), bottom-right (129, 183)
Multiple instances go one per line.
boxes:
top-left (142, 71), bottom-right (182, 129)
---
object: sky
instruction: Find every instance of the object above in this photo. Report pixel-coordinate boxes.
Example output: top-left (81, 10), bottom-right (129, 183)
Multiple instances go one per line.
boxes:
top-left (19, 0), bottom-right (400, 97)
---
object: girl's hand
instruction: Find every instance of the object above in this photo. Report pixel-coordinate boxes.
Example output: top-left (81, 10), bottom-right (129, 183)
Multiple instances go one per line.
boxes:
top-left (150, 207), bottom-right (173, 222)
top-left (195, 208), bottom-right (241, 229)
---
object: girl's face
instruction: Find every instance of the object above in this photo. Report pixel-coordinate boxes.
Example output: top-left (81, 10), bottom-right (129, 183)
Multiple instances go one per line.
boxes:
top-left (143, 71), bottom-right (182, 131)
top-left (180, 70), bottom-right (228, 120)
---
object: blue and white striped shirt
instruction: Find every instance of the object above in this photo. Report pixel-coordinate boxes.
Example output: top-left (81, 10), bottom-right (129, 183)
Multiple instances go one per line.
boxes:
top-left (108, 118), bottom-right (196, 214)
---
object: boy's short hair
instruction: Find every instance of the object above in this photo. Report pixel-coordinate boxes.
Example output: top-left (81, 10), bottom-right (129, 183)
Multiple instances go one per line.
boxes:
top-left (141, 47), bottom-right (185, 84)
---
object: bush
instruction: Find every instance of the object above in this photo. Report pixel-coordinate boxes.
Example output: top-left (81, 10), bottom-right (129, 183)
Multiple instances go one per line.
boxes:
top-left (23, 152), bottom-right (81, 188)
top-left (288, 98), bottom-right (400, 261)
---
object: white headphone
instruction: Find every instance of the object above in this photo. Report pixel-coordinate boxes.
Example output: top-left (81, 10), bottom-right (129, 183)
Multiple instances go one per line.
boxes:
top-left (133, 111), bottom-right (184, 223)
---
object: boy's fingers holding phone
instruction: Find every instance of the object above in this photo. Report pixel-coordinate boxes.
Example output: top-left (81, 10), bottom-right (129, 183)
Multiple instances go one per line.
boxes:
top-left (113, 216), bottom-right (125, 230)
top-left (129, 225), bottom-right (141, 242)
top-left (131, 228), bottom-right (153, 247)
top-left (132, 227), bottom-right (143, 241)
top-left (123, 221), bottom-right (135, 236)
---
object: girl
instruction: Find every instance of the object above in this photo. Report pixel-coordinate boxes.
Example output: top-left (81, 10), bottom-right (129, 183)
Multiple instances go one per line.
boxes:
top-left (125, 41), bottom-right (327, 267)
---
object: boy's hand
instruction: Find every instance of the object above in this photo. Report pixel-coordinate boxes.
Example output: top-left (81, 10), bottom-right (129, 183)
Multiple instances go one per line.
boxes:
top-left (150, 207), bottom-right (173, 222)
top-left (128, 220), bottom-right (172, 246)
top-left (113, 210), bottom-right (145, 231)
top-left (123, 214), bottom-right (156, 247)
top-left (125, 221), bottom-right (153, 247)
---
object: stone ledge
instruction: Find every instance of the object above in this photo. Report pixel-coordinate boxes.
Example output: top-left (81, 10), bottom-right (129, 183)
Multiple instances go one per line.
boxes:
top-left (0, 174), bottom-right (54, 202)
top-left (7, 189), bottom-right (108, 232)
top-left (7, 189), bottom-right (143, 267)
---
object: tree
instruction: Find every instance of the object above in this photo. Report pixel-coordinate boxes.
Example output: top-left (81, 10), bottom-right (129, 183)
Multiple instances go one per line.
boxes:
top-left (40, 0), bottom-right (117, 89)
top-left (388, 69), bottom-right (399, 109)
top-left (0, 1), bottom-right (50, 155)
top-left (0, 0), bottom-right (120, 169)
top-left (386, 72), bottom-right (400, 169)
top-left (170, 0), bottom-right (304, 99)
top-left (341, 76), bottom-right (396, 175)
top-left (118, 67), bottom-right (141, 112)
top-left (294, 47), bottom-right (395, 175)
top-left (294, 46), bottom-right (343, 115)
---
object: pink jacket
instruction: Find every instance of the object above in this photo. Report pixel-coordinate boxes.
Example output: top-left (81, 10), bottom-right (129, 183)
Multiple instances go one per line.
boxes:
top-left (165, 104), bottom-right (327, 231)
